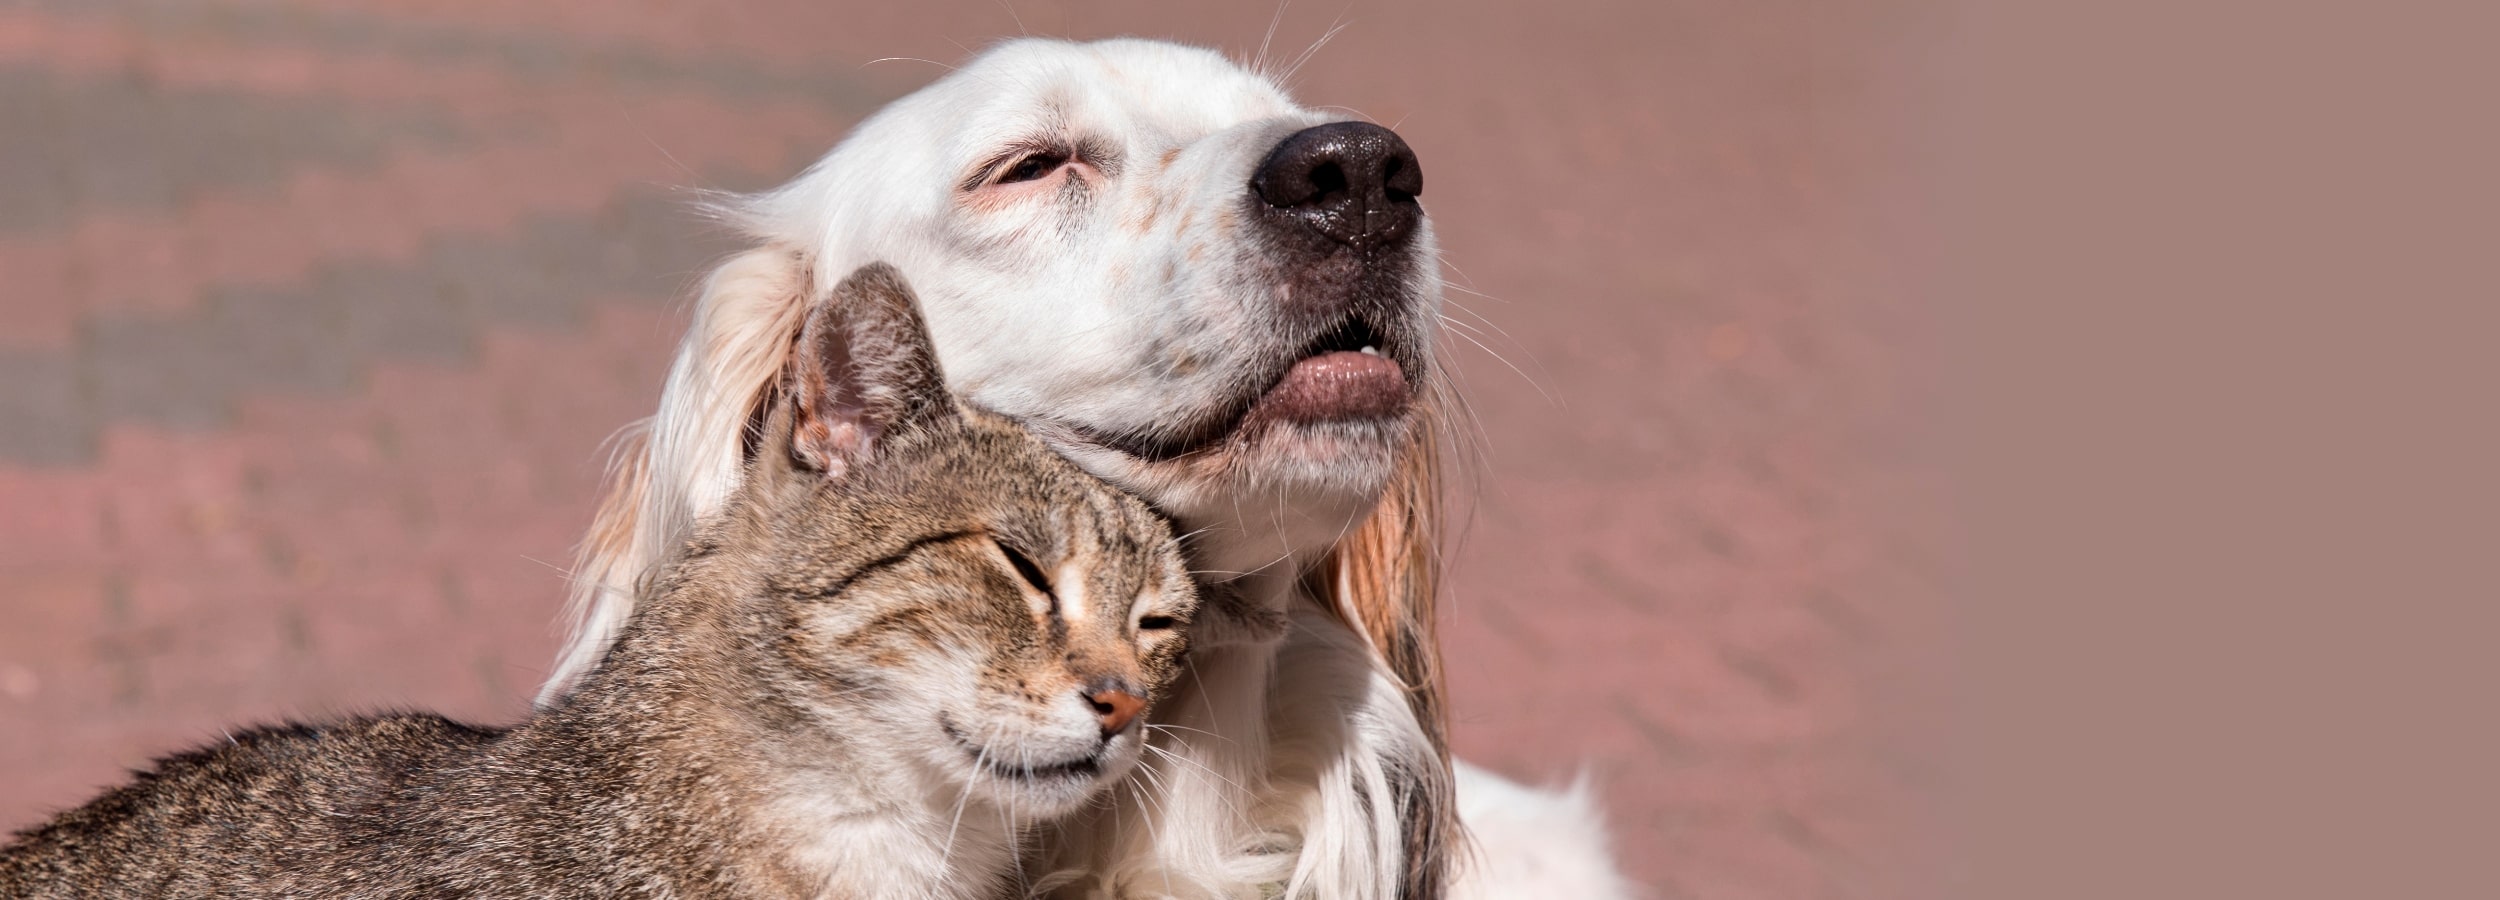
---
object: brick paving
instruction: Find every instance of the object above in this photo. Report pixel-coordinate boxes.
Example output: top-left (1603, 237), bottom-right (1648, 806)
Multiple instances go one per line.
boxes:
top-left (0, 2), bottom-right (1934, 897)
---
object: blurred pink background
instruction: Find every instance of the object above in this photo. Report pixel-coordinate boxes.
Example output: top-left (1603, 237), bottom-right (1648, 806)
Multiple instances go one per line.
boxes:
top-left (0, 2), bottom-right (1936, 896)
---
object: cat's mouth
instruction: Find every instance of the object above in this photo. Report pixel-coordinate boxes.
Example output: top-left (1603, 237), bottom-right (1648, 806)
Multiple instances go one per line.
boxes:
top-left (941, 720), bottom-right (1103, 782)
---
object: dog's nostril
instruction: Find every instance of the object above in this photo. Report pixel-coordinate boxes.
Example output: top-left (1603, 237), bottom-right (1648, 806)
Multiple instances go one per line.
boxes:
top-left (1382, 157), bottom-right (1415, 201)
top-left (1309, 162), bottom-right (1347, 198)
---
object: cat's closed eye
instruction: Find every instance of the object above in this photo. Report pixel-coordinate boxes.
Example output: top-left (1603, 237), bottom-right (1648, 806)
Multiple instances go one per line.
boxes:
top-left (994, 537), bottom-right (1055, 597)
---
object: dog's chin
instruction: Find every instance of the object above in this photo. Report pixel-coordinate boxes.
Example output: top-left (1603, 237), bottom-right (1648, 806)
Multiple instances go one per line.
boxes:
top-left (1019, 351), bottom-right (1412, 571)
top-left (1192, 349), bottom-right (1414, 494)
top-left (1013, 342), bottom-right (1418, 579)
top-left (1225, 409), bottom-right (1411, 490)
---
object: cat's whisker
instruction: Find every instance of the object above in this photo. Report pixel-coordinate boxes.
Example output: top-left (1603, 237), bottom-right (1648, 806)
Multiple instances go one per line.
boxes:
top-left (1143, 742), bottom-right (1249, 794)
top-left (1143, 721), bottom-right (1236, 745)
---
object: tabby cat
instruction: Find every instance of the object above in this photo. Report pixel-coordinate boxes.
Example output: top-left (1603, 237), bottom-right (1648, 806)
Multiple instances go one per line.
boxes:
top-left (0, 263), bottom-right (1200, 899)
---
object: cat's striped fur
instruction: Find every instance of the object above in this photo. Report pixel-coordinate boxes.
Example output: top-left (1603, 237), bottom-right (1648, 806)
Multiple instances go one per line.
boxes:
top-left (0, 264), bottom-right (1200, 899)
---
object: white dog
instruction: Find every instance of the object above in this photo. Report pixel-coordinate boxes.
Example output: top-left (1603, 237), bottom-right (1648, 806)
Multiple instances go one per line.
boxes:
top-left (543, 38), bottom-right (1632, 899)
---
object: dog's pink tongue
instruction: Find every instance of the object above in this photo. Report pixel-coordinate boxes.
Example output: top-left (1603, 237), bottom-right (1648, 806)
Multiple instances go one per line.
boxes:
top-left (1264, 351), bottom-right (1409, 422)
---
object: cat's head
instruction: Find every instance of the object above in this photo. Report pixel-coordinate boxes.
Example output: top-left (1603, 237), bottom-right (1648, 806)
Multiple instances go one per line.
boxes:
top-left (726, 263), bottom-right (1199, 817)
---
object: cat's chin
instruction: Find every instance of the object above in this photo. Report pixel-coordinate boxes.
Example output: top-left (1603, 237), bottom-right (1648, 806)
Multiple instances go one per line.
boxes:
top-left (979, 773), bottom-right (1107, 819)
top-left (952, 760), bottom-right (1129, 820)
top-left (936, 719), bottom-right (1136, 816)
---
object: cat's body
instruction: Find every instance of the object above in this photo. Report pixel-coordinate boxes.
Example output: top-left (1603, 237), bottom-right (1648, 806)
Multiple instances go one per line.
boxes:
top-left (0, 264), bottom-right (1199, 900)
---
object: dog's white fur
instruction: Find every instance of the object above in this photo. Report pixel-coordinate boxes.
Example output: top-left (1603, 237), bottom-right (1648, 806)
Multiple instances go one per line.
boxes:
top-left (543, 38), bottom-right (1629, 898)
top-left (1448, 763), bottom-right (1638, 900)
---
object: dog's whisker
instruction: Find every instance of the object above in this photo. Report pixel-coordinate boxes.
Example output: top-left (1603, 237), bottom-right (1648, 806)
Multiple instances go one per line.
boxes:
top-left (864, 56), bottom-right (959, 72)
top-left (993, 0), bottom-right (1029, 36)
top-left (1439, 322), bottom-right (1556, 406)
top-left (518, 555), bottom-right (586, 586)
top-left (1281, 17), bottom-right (1351, 85)
top-left (1254, 0), bottom-right (1294, 79)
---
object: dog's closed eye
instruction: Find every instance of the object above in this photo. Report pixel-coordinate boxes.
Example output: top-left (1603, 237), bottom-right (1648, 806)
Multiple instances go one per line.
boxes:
top-left (998, 150), bottom-right (1069, 184)
top-left (969, 142), bottom-right (1078, 192)
top-left (968, 136), bottom-right (1123, 194)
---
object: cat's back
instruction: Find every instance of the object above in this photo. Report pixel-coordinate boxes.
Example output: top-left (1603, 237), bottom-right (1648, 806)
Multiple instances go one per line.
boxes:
top-left (0, 713), bottom-right (499, 898)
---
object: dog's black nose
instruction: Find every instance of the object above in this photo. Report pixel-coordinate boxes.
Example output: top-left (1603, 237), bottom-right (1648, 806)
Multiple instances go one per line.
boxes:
top-left (1250, 122), bottom-right (1422, 249)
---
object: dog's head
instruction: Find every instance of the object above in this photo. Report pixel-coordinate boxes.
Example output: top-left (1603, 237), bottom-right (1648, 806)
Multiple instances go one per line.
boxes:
top-left (739, 38), bottom-right (1442, 576)
top-left (556, 38), bottom-right (1449, 714)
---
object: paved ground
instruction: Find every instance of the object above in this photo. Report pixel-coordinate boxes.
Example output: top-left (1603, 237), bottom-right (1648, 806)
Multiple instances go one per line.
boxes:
top-left (0, 1), bottom-right (1934, 896)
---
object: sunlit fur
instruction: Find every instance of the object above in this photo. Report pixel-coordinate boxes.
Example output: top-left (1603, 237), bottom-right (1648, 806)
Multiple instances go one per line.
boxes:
top-left (547, 38), bottom-right (1623, 898)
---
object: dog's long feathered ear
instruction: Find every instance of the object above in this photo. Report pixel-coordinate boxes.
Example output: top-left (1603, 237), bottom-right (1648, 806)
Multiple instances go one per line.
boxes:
top-left (783, 262), bottom-right (953, 479)
top-left (1314, 395), bottom-right (1460, 893)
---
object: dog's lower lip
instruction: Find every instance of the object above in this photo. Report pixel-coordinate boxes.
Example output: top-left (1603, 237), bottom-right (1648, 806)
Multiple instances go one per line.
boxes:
top-left (1255, 350), bottom-right (1410, 423)
top-left (1053, 341), bottom-right (1414, 461)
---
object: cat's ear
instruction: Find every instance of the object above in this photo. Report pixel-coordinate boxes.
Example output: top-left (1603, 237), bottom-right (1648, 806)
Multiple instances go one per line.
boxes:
top-left (783, 262), bottom-right (955, 480)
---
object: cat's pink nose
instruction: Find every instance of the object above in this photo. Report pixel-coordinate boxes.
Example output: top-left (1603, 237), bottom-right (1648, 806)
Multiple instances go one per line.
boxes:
top-left (1087, 689), bottom-right (1145, 735)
